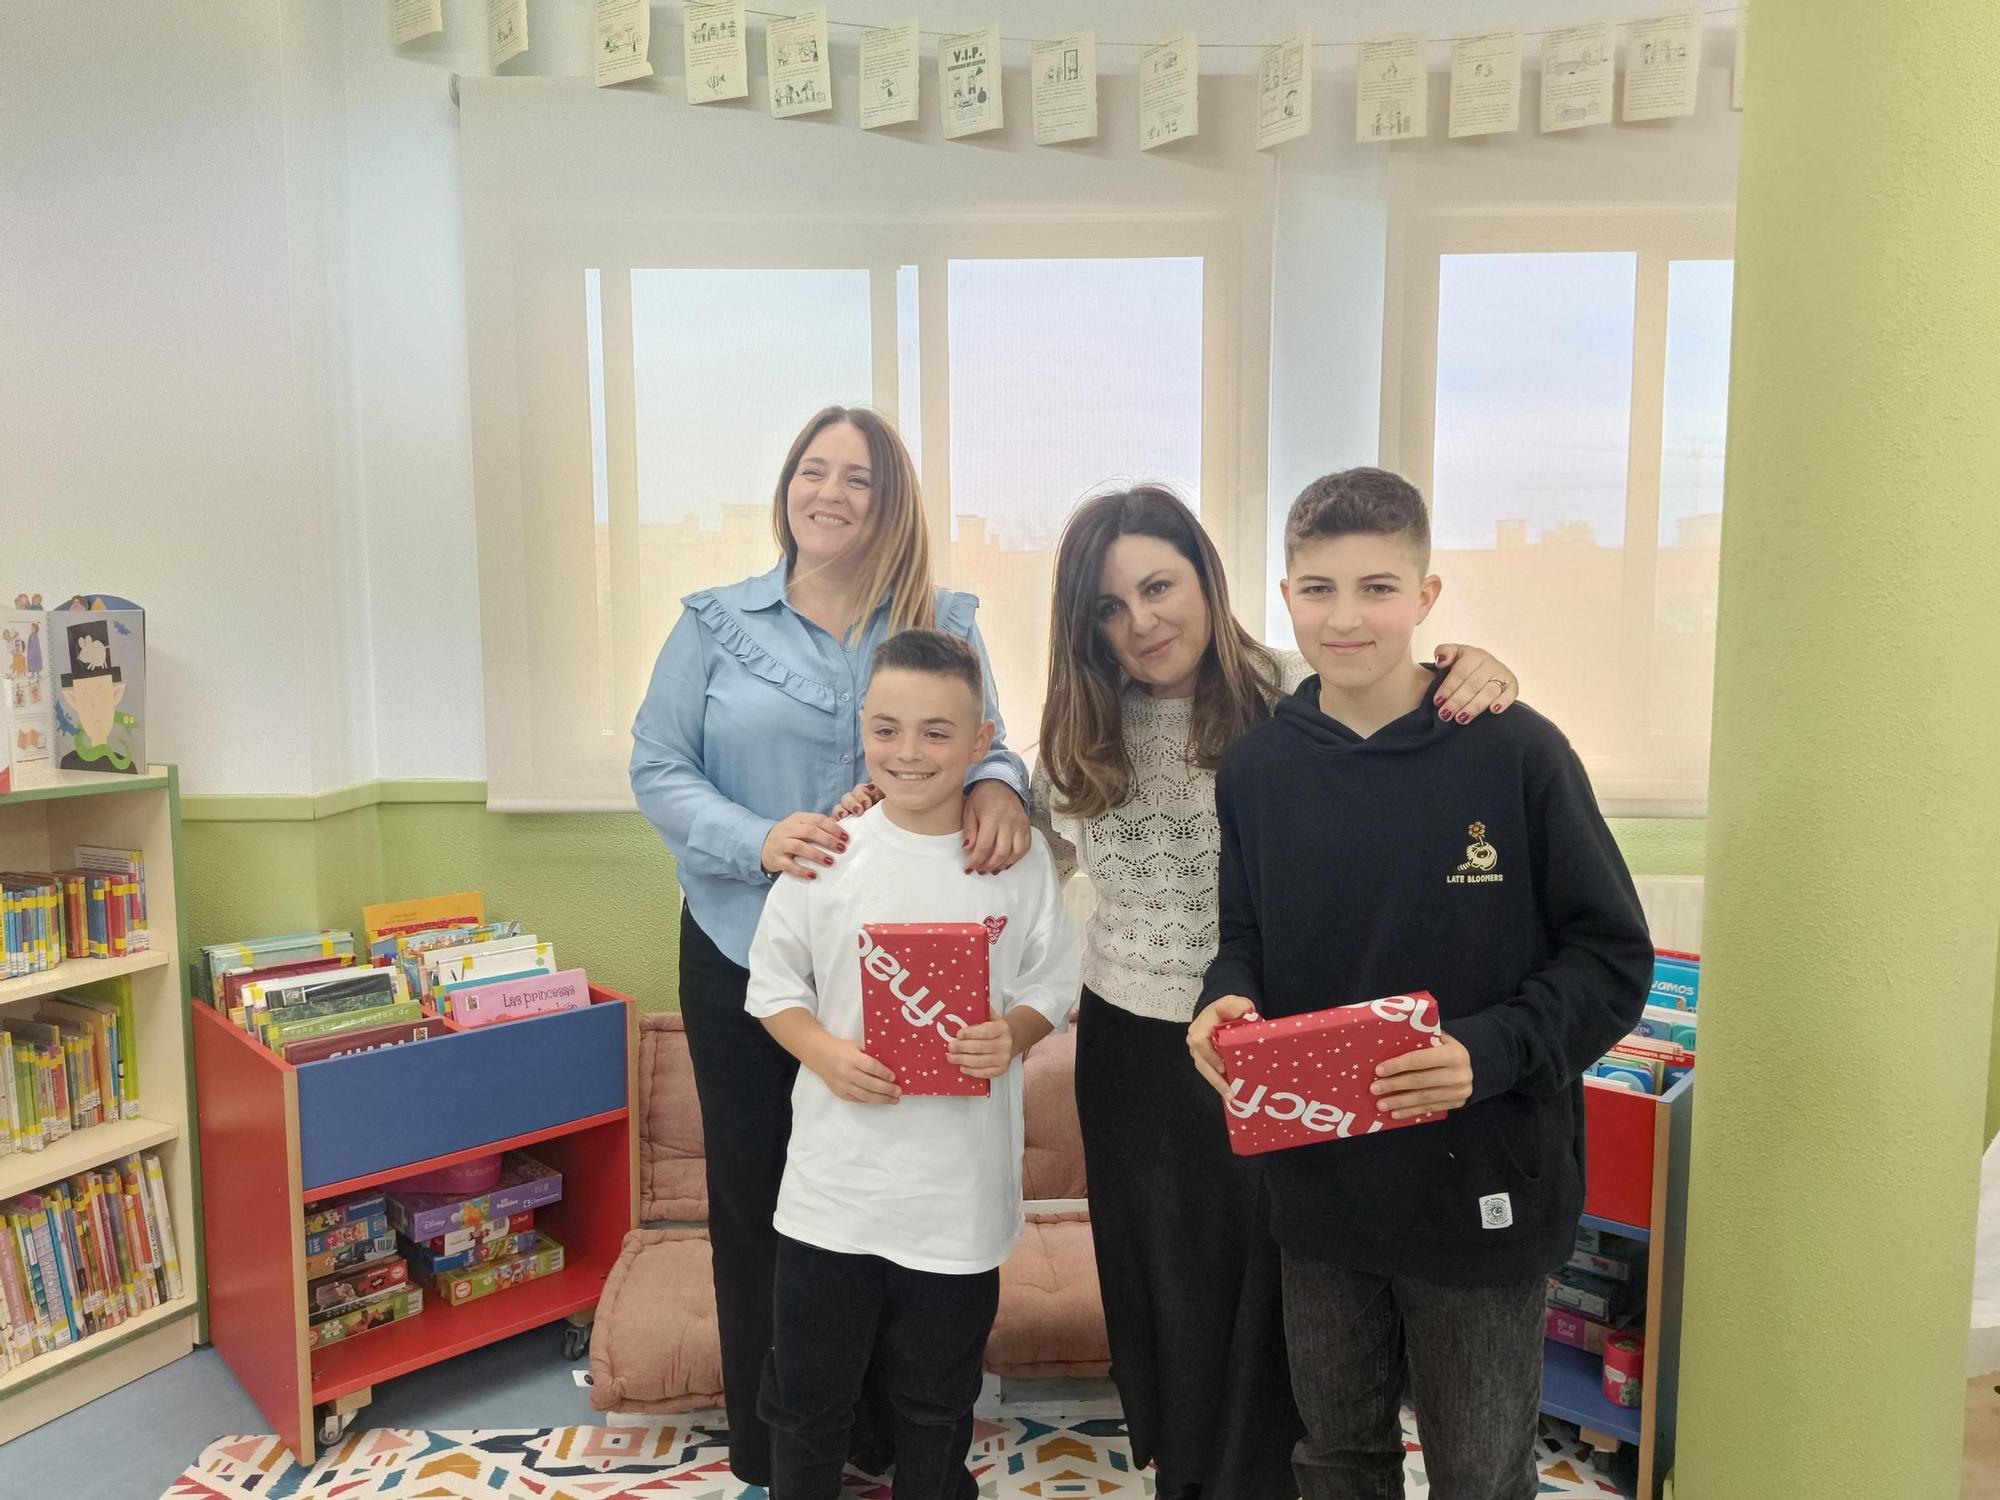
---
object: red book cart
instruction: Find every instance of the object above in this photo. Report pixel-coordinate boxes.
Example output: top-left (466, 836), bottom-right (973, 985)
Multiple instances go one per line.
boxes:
top-left (1542, 1073), bottom-right (1695, 1500)
top-left (194, 984), bottom-right (637, 1463)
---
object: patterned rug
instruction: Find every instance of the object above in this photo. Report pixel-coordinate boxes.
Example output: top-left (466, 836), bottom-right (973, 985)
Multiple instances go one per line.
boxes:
top-left (163, 1413), bottom-right (1629, 1499)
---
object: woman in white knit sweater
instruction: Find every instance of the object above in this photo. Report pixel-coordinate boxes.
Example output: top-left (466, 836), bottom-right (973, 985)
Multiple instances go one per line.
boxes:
top-left (1031, 486), bottom-right (1518, 1500)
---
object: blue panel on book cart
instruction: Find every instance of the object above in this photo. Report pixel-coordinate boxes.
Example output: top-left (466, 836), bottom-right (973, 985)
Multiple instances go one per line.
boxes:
top-left (295, 1001), bottom-right (627, 1190)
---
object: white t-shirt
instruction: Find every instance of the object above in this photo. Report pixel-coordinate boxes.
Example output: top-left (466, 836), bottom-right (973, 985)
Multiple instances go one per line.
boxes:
top-left (745, 802), bottom-right (1082, 1274)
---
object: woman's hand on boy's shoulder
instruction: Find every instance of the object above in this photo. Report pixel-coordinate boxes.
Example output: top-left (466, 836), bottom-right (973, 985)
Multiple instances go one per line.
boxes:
top-left (1187, 996), bottom-right (1258, 1097)
top-left (1431, 644), bottom-right (1520, 726)
top-left (833, 781), bottom-right (883, 820)
top-left (763, 809), bottom-right (850, 880)
top-left (1372, 1033), bottom-right (1475, 1119)
top-left (805, 1034), bottom-right (901, 1105)
top-left (963, 780), bottom-right (1031, 876)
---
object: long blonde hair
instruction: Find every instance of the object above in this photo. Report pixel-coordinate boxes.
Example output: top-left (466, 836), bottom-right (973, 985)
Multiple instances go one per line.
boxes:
top-left (772, 406), bottom-right (934, 640)
top-left (1038, 486), bottom-right (1280, 821)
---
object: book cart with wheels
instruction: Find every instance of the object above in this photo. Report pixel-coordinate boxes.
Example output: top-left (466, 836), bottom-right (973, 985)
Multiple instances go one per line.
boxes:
top-left (1540, 1074), bottom-right (1695, 1500)
top-left (194, 982), bottom-right (637, 1463)
top-left (0, 766), bottom-right (204, 1444)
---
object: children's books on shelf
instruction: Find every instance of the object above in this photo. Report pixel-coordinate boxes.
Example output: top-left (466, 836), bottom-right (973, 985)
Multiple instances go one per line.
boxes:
top-left (1, 990), bottom-right (140, 1155)
top-left (0, 1150), bottom-right (183, 1372)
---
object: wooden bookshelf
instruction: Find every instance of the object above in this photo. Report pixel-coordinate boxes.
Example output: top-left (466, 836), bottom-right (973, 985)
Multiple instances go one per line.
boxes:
top-left (0, 764), bottom-right (202, 1445)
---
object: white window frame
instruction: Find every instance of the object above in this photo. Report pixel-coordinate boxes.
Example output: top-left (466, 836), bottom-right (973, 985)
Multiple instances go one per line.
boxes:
top-left (495, 214), bottom-right (1256, 808)
top-left (1386, 206), bottom-right (1735, 817)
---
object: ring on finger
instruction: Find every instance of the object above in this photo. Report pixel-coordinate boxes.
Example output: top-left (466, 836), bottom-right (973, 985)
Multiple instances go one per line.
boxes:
top-left (1487, 677), bottom-right (1508, 691)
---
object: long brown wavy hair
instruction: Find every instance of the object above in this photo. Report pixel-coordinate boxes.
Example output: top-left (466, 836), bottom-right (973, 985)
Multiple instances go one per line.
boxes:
top-left (772, 406), bottom-right (934, 641)
top-left (1039, 486), bottom-right (1280, 821)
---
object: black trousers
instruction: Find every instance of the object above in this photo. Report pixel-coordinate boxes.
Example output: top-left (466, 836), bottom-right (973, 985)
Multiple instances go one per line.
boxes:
top-left (1282, 1253), bottom-right (1547, 1500)
top-left (1075, 988), bottom-right (1303, 1500)
top-left (761, 1235), bottom-right (995, 1500)
top-left (677, 906), bottom-right (894, 1484)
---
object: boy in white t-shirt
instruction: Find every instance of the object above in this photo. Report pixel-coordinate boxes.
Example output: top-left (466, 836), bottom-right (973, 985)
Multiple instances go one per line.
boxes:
top-left (745, 628), bottom-right (1081, 1500)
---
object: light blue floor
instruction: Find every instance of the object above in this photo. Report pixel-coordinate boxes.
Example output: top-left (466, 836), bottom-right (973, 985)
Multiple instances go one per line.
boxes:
top-left (1, 1323), bottom-right (599, 1500)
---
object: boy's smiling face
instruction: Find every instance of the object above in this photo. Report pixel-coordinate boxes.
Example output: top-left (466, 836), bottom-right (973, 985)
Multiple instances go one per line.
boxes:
top-left (1282, 532), bottom-right (1442, 690)
top-left (862, 667), bottom-right (994, 828)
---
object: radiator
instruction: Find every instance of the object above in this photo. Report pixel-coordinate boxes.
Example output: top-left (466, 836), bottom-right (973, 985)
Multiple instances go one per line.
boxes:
top-left (1634, 875), bottom-right (1704, 954)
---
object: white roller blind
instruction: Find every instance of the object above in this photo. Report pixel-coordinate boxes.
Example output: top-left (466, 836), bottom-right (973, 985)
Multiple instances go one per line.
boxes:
top-left (459, 71), bottom-right (1275, 809)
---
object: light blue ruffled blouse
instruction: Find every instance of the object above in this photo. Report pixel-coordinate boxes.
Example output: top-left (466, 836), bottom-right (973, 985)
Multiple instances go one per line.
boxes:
top-left (629, 560), bottom-right (1029, 968)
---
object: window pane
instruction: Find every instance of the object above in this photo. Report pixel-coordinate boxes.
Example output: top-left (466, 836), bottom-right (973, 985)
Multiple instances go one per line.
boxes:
top-left (897, 264), bottom-right (922, 477)
top-left (1427, 252), bottom-right (1636, 760)
top-left (586, 269), bottom-right (614, 732)
top-left (1651, 259), bottom-right (1734, 755)
top-left (946, 257), bottom-right (1204, 746)
top-left (627, 268), bottom-right (873, 682)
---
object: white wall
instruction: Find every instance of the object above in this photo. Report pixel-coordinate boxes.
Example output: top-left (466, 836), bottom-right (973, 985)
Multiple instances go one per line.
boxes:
top-left (1, 1), bottom-right (372, 796)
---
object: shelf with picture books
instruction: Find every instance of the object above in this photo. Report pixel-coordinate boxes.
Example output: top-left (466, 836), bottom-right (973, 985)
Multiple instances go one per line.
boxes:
top-left (0, 763), bottom-right (200, 1446)
top-left (193, 891), bottom-right (636, 1464)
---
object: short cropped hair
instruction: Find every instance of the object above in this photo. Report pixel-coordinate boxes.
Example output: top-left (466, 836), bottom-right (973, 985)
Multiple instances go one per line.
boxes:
top-left (871, 628), bottom-right (984, 704)
top-left (1284, 467), bottom-right (1432, 572)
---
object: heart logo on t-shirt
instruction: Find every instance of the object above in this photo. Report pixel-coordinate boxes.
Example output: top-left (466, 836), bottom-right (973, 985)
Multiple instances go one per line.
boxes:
top-left (982, 916), bottom-right (1008, 945)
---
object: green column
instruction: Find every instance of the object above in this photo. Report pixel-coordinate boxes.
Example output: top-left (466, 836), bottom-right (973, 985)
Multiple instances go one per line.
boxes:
top-left (1676, 3), bottom-right (2000, 1494)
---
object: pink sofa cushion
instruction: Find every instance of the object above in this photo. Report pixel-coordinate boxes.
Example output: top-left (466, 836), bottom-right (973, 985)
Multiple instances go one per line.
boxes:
top-left (1021, 1029), bottom-right (1087, 1201)
top-left (984, 1213), bottom-right (1111, 1379)
top-left (639, 1014), bottom-right (707, 1222)
top-left (589, 1227), bottom-right (724, 1414)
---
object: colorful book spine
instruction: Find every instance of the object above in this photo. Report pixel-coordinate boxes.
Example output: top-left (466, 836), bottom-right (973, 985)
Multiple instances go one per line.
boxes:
top-left (142, 1153), bottom-right (183, 1302)
top-left (449, 968), bottom-right (589, 1030)
top-left (264, 1000), bottom-right (423, 1049)
top-left (253, 975), bottom-right (404, 1044)
top-left (281, 1017), bottom-right (438, 1065)
top-left (0, 1213), bottom-right (34, 1365)
top-left (197, 930), bottom-right (357, 1007)
top-left (0, 1029), bottom-right (15, 1157)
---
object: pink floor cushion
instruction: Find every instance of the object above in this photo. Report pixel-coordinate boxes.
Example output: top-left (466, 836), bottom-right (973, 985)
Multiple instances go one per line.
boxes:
top-left (985, 1213), bottom-right (1111, 1379)
top-left (589, 1227), bottom-right (725, 1413)
top-left (1021, 1030), bottom-right (1087, 1201)
top-left (639, 1014), bottom-right (708, 1222)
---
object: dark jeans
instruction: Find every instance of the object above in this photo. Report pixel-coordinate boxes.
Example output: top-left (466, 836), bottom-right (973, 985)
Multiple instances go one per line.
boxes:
top-left (1281, 1252), bottom-right (1546, 1500)
top-left (678, 906), bottom-right (895, 1484)
top-left (761, 1234), bottom-right (996, 1500)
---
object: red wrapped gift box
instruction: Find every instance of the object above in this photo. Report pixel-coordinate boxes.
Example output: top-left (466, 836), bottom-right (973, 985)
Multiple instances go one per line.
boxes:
top-left (859, 923), bottom-right (992, 1097)
top-left (1211, 992), bottom-right (1447, 1156)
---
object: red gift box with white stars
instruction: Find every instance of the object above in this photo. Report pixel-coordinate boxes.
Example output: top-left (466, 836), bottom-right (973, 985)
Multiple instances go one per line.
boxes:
top-left (1211, 993), bottom-right (1447, 1156)
top-left (859, 922), bottom-right (994, 1097)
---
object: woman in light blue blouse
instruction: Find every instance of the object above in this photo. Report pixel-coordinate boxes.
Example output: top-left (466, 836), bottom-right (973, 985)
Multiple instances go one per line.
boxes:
top-left (629, 405), bottom-right (1029, 1485)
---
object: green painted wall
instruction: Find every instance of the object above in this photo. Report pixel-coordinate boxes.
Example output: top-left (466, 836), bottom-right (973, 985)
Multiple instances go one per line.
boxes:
top-left (182, 783), bottom-right (1698, 1015)
top-left (1674, 3), bottom-right (2000, 1495)
top-left (183, 788), bottom-right (682, 1012)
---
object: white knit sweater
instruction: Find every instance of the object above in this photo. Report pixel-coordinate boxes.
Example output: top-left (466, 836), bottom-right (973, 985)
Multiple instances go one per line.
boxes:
top-left (1031, 651), bottom-right (1311, 1022)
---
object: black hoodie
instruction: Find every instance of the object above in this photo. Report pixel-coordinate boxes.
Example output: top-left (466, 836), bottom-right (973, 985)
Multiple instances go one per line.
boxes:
top-left (1200, 672), bottom-right (1652, 1282)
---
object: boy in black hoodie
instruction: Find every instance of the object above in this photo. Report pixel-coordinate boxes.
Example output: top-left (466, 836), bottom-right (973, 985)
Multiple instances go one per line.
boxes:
top-left (1188, 468), bottom-right (1651, 1500)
